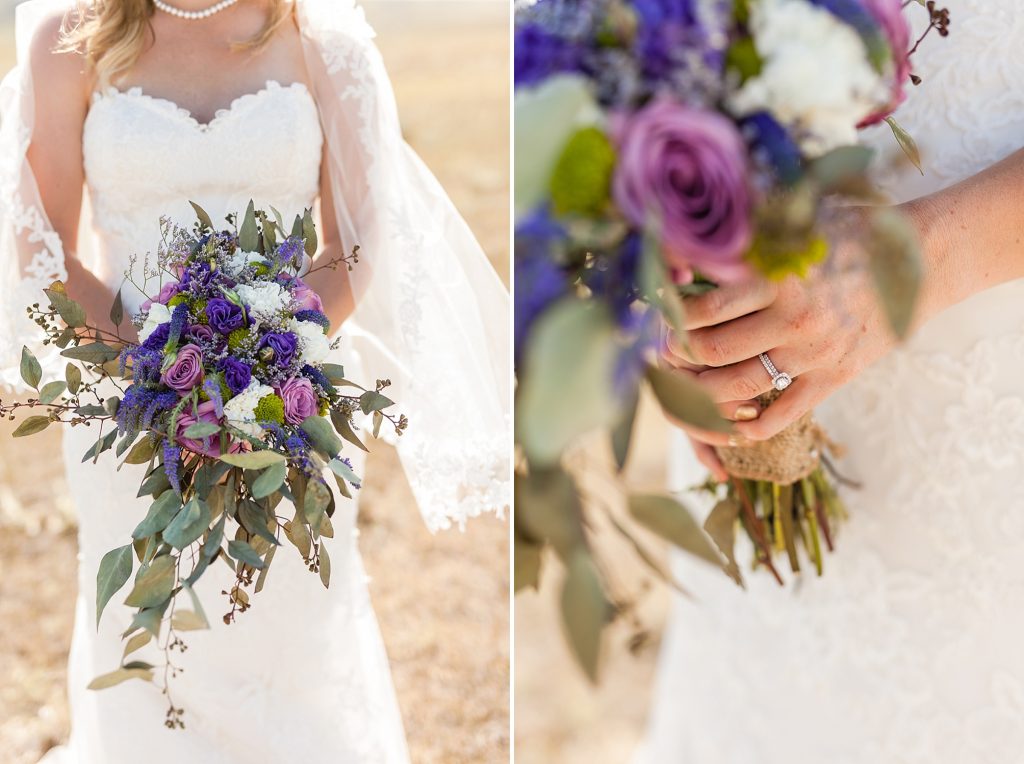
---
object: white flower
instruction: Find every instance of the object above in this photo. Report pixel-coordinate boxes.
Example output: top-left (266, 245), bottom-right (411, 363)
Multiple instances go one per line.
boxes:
top-left (138, 302), bottom-right (171, 343)
top-left (223, 379), bottom-right (275, 438)
top-left (235, 282), bottom-right (289, 324)
top-left (222, 251), bottom-right (267, 279)
top-left (728, 0), bottom-right (888, 157)
top-left (288, 318), bottom-right (331, 365)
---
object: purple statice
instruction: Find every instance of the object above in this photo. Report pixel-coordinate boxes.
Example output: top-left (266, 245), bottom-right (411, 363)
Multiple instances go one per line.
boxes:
top-left (167, 303), bottom-right (190, 348)
top-left (741, 112), bottom-right (803, 188)
top-left (179, 260), bottom-right (215, 292)
top-left (294, 309), bottom-right (331, 332)
top-left (276, 237), bottom-right (304, 265)
top-left (220, 357), bottom-right (252, 395)
top-left (301, 364), bottom-right (335, 396)
top-left (257, 332), bottom-right (298, 368)
top-left (163, 440), bottom-right (183, 495)
top-left (514, 208), bottom-right (569, 366)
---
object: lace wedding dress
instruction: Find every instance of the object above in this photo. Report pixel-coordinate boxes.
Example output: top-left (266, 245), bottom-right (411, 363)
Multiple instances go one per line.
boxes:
top-left (637, 2), bottom-right (1024, 762)
top-left (0, 1), bottom-right (509, 762)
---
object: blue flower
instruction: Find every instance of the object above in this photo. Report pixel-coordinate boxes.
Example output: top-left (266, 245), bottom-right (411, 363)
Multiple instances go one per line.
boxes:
top-left (205, 298), bottom-right (247, 335)
top-left (142, 323), bottom-right (171, 351)
top-left (294, 309), bottom-right (331, 332)
top-left (514, 207), bottom-right (569, 366)
top-left (302, 364), bottom-right (334, 395)
top-left (515, 24), bottom-right (585, 87)
top-left (258, 332), bottom-right (298, 368)
top-left (220, 357), bottom-right (252, 395)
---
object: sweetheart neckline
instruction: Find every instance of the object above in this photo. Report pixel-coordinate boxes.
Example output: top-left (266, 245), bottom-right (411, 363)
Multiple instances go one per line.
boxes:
top-left (87, 79), bottom-right (314, 132)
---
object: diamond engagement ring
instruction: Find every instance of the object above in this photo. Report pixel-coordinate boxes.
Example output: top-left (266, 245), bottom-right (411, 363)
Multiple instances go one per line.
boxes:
top-left (758, 352), bottom-right (793, 391)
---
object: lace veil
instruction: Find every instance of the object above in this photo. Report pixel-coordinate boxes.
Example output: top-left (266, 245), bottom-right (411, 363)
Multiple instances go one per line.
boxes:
top-left (0, 0), bottom-right (510, 530)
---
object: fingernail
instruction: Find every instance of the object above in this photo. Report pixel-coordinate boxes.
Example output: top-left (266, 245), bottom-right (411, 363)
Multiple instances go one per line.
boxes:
top-left (734, 405), bottom-right (759, 422)
top-left (728, 435), bottom-right (751, 448)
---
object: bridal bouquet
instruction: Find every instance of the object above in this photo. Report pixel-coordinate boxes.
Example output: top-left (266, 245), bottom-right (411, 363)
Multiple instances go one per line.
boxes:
top-left (515, 0), bottom-right (948, 678)
top-left (1, 202), bottom-right (405, 726)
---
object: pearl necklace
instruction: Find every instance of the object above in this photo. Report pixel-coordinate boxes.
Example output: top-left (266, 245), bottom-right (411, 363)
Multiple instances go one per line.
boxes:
top-left (152, 0), bottom-right (239, 20)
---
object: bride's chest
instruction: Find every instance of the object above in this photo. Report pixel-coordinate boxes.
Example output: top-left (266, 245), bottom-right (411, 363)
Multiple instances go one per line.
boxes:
top-left (82, 80), bottom-right (324, 204)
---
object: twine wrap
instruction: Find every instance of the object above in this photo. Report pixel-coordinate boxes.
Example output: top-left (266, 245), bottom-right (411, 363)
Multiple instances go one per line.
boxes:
top-left (715, 391), bottom-right (825, 485)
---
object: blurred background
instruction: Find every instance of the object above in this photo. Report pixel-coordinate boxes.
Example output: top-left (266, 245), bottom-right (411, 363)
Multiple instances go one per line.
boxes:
top-left (0, 1), bottom-right (509, 763)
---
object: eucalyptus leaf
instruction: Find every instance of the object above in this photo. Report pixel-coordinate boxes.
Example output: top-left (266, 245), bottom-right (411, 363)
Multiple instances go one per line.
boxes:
top-left (515, 468), bottom-right (584, 560)
top-left (189, 200), bottom-right (214, 231)
top-left (122, 599), bottom-right (170, 639)
top-left (162, 497), bottom-right (211, 549)
top-left (238, 500), bottom-right (279, 546)
top-left (109, 289), bottom-right (124, 327)
top-left (65, 363), bottom-right (82, 394)
top-left (239, 200), bottom-right (259, 252)
top-left (45, 288), bottom-right (87, 328)
top-left (38, 380), bottom-right (67, 405)
top-left (330, 408), bottom-right (368, 452)
top-left (285, 518), bottom-right (313, 559)
top-left (321, 363), bottom-right (346, 385)
top-left (122, 630), bottom-right (152, 660)
top-left (610, 385), bottom-right (639, 471)
top-left (318, 542), bottom-right (331, 588)
top-left (867, 208), bottom-right (922, 339)
top-left (204, 513), bottom-right (227, 560)
top-left (228, 539), bottom-right (266, 570)
top-left (328, 458), bottom-right (361, 488)
top-left (20, 346), bottom-right (41, 389)
top-left (62, 342), bottom-right (121, 365)
top-left (251, 461), bottom-right (287, 499)
top-left (560, 550), bottom-right (609, 683)
top-left (645, 365), bottom-right (731, 434)
top-left (219, 450), bottom-right (287, 469)
top-left (171, 610), bottom-right (209, 631)
top-left (183, 422), bottom-right (220, 439)
top-left (517, 299), bottom-right (622, 467)
top-left (885, 116), bottom-right (923, 175)
top-left (96, 544), bottom-right (134, 628)
top-left (628, 494), bottom-right (724, 569)
top-left (704, 497), bottom-right (744, 587)
top-left (302, 208), bottom-right (317, 256)
top-left (358, 390), bottom-right (394, 415)
top-left (808, 145), bottom-right (875, 192)
top-left (87, 667), bottom-right (153, 690)
top-left (254, 543), bottom-right (277, 593)
top-left (82, 429), bottom-right (118, 462)
top-left (300, 416), bottom-right (342, 459)
top-left (132, 491), bottom-right (182, 539)
top-left (12, 416), bottom-right (50, 437)
top-left (303, 479), bottom-right (331, 534)
top-left (124, 555), bottom-right (176, 609)
top-left (514, 528), bottom-right (543, 593)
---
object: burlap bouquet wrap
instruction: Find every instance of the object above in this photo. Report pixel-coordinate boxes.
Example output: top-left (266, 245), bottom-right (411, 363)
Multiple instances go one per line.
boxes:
top-left (715, 390), bottom-right (823, 485)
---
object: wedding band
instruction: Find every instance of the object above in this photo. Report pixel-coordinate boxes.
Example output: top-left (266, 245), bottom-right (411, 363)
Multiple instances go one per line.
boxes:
top-left (758, 352), bottom-right (793, 391)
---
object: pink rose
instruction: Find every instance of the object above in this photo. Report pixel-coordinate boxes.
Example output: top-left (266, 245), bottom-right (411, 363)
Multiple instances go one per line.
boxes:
top-left (612, 100), bottom-right (752, 282)
top-left (291, 278), bottom-right (324, 313)
top-left (859, 0), bottom-right (912, 127)
top-left (276, 377), bottom-right (320, 426)
top-left (161, 343), bottom-right (205, 394)
top-left (174, 400), bottom-right (240, 457)
top-left (141, 281), bottom-right (181, 312)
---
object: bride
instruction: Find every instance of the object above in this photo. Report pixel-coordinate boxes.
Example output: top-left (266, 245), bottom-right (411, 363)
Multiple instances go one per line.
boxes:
top-left (0, 0), bottom-right (509, 761)
top-left (637, 1), bottom-right (1024, 762)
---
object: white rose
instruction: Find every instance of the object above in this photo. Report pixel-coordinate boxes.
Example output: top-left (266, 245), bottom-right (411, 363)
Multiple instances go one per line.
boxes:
top-left (288, 318), bottom-right (331, 365)
top-left (728, 0), bottom-right (887, 157)
top-left (138, 302), bottom-right (172, 343)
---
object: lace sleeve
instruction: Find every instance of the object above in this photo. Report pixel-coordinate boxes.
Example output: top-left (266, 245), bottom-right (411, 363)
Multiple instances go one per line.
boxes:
top-left (0, 0), bottom-right (72, 391)
top-left (297, 0), bottom-right (511, 530)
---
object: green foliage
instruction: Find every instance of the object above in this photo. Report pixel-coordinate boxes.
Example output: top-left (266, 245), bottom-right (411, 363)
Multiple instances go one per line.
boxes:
top-left (20, 346), bottom-right (41, 389)
top-left (162, 498), bottom-right (211, 549)
top-left (549, 127), bottom-right (616, 217)
top-left (560, 550), bottom-right (610, 683)
top-left (301, 416), bottom-right (342, 459)
top-left (628, 493), bottom-right (725, 570)
top-left (124, 555), bottom-right (176, 609)
top-left (867, 208), bottom-right (922, 339)
top-left (644, 364), bottom-right (731, 434)
top-left (96, 544), bottom-right (134, 628)
top-left (12, 416), bottom-right (50, 437)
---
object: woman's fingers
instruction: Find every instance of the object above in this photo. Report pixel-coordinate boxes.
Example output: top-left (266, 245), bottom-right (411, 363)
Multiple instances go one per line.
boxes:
top-left (682, 279), bottom-right (777, 331)
top-left (683, 309), bottom-right (797, 368)
top-left (695, 350), bottom-right (812, 403)
top-left (688, 437), bottom-right (728, 482)
top-left (733, 373), bottom-right (830, 441)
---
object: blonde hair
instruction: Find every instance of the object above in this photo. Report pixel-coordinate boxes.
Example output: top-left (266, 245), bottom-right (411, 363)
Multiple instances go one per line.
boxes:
top-left (57, 0), bottom-right (293, 84)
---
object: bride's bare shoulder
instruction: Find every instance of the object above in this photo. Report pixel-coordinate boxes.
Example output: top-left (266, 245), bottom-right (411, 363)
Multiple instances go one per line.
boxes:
top-left (27, 7), bottom-right (91, 105)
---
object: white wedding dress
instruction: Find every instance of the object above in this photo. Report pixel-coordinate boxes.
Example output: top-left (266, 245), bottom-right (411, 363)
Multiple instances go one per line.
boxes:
top-left (638, 2), bottom-right (1024, 762)
top-left (0, 0), bottom-right (509, 762)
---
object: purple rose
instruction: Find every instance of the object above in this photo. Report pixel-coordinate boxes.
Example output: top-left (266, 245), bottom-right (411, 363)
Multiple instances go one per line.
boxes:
top-left (291, 278), bottom-right (324, 313)
top-left (187, 323), bottom-right (216, 345)
top-left (205, 298), bottom-right (247, 335)
top-left (276, 377), bottom-right (319, 426)
top-left (859, 0), bottom-right (912, 127)
top-left (175, 400), bottom-right (243, 457)
top-left (258, 332), bottom-right (298, 368)
top-left (612, 99), bottom-right (752, 282)
top-left (140, 281), bottom-right (181, 312)
top-left (221, 357), bottom-right (252, 395)
top-left (161, 343), bottom-right (205, 394)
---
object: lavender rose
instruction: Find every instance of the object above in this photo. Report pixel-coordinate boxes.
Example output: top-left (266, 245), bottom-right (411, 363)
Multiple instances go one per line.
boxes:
top-left (161, 343), bottom-right (205, 394)
top-left (291, 278), bottom-right (324, 313)
top-left (612, 99), bottom-right (752, 282)
top-left (258, 332), bottom-right (298, 368)
top-left (140, 281), bottom-right (180, 312)
top-left (276, 377), bottom-right (319, 426)
top-left (221, 357), bottom-right (252, 396)
top-left (187, 323), bottom-right (216, 345)
top-left (859, 0), bottom-right (912, 126)
top-left (205, 298), bottom-right (247, 335)
top-left (175, 400), bottom-right (241, 457)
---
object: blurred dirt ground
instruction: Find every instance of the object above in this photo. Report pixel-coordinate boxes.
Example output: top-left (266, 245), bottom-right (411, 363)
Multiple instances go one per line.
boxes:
top-left (0, 3), bottom-right (509, 763)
